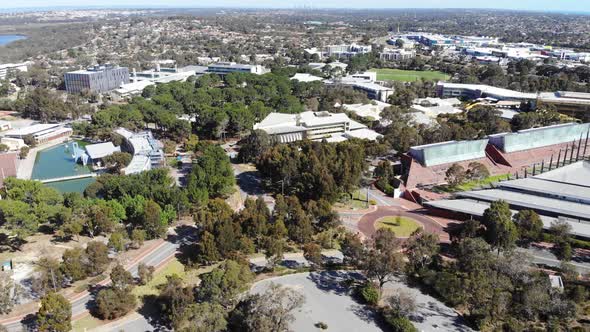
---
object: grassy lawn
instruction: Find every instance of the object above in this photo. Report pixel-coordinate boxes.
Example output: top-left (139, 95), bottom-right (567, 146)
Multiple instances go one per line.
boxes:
top-left (375, 216), bottom-right (421, 237)
top-left (334, 189), bottom-right (371, 210)
top-left (435, 173), bottom-right (511, 193)
top-left (133, 257), bottom-right (215, 298)
top-left (369, 68), bottom-right (450, 82)
top-left (72, 315), bottom-right (103, 332)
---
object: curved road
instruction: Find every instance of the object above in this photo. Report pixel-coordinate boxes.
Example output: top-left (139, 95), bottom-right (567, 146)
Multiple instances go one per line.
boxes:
top-left (358, 206), bottom-right (445, 239)
top-left (1, 226), bottom-right (196, 332)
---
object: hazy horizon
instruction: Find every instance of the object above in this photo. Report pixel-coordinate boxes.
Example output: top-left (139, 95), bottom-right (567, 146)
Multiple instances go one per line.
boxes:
top-left (2, 0), bottom-right (590, 13)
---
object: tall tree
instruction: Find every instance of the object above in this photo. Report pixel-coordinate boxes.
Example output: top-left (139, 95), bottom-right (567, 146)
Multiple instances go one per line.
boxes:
top-left (230, 283), bottom-right (305, 332)
top-left (482, 200), bottom-right (518, 254)
top-left (37, 292), bottom-right (71, 332)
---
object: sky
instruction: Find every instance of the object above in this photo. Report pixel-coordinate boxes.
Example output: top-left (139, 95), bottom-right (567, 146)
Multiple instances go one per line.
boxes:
top-left (3, 0), bottom-right (590, 12)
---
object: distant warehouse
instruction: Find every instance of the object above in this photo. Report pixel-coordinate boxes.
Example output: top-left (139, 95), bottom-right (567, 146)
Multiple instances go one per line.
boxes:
top-left (64, 64), bottom-right (129, 94)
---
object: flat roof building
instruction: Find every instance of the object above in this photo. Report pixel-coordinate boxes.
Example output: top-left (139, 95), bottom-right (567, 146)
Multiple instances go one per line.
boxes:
top-left (0, 62), bottom-right (29, 80)
top-left (410, 139), bottom-right (489, 167)
top-left (425, 161), bottom-right (590, 239)
top-left (207, 62), bottom-right (266, 76)
top-left (1, 123), bottom-right (72, 145)
top-left (254, 111), bottom-right (381, 144)
top-left (65, 64), bottom-right (129, 94)
top-left (114, 128), bottom-right (164, 175)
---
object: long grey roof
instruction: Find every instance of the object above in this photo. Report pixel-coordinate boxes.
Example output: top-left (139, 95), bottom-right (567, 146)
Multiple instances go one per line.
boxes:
top-left (497, 177), bottom-right (590, 204)
top-left (425, 199), bottom-right (590, 238)
top-left (458, 189), bottom-right (590, 220)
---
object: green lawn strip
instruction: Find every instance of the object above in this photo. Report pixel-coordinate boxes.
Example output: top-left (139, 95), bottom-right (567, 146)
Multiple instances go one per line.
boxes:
top-left (368, 68), bottom-right (450, 82)
top-left (375, 216), bottom-right (421, 237)
top-left (455, 173), bottom-right (511, 192)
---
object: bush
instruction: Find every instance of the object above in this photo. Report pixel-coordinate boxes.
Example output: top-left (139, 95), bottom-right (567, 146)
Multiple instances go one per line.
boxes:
top-left (369, 199), bottom-right (377, 205)
top-left (315, 322), bottom-right (328, 329)
top-left (358, 282), bottom-right (380, 305)
top-left (384, 312), bottom-right (418, 332)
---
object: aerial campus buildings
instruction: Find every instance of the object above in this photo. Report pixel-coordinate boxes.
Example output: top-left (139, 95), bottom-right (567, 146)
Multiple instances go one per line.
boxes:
top-left (253, 111), bottom-right (381, 143)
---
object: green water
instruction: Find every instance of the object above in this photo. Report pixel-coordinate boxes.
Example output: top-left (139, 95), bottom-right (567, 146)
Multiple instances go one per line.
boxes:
top-left (45, 178), bottom-right (96, 193)
top-left (31, 142), bottom-right (95, 193)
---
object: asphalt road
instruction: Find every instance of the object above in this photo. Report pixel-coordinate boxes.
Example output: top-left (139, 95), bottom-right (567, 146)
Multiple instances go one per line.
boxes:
top-left (2, 226), bottom-right (196, 332)
top-left (518, 247), bottom-right (590, 274)
top-left (251, 271), bottom-right (473, 332)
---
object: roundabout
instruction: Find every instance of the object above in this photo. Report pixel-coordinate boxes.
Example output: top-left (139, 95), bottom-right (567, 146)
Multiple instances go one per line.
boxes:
top-left (375, 216), bottom-right (422, 237)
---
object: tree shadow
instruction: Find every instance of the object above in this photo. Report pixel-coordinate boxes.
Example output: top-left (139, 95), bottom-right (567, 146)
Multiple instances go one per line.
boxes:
top-left (20, 313), bottom-right (37, 331)
top-left (236, 171), bottom-right (264, 196)
top-left (307, 270), bottom-right (364, 296)
top-left (137, 294), bottom-right (171, 331)
top-left (172, 224), bottom-right (200, 267)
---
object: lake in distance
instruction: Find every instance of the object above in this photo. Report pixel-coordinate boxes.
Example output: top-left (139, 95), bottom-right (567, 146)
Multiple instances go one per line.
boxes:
top-left (0, 34), bottom-right (26, 46)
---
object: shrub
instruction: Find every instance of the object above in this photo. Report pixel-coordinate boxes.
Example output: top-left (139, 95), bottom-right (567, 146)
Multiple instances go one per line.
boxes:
top-left (358, 282), bottom-right (380, 305)
top-left (369, 199), bottom-right (377, 205)
top-left (315, 322), bottom-right (328, 329)
top-left (384, 312), bottom-right (418, 332)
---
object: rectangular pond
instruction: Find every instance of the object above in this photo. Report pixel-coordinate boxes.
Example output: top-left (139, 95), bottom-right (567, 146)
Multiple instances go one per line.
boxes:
top-left (31, 142), bottom-right (95, 193)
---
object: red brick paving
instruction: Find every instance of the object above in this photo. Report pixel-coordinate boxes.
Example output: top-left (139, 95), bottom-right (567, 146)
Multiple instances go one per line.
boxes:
top-left (358, 206), bottom-right (449, 243)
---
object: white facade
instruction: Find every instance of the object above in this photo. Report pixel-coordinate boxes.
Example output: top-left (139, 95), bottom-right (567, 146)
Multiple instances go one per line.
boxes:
top-left (254, 111), bottom-right (381, 143)
top-left (207, 62), bottom-right (266, 76)
top-left (0, 62), bottom-right (29, 80)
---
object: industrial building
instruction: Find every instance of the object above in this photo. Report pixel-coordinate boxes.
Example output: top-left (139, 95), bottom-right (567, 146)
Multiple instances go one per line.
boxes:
top-left (64, 64), bottom-right (129, 94)
top-left (253, 111), bottom-right (381, 143)
top-left (206, 62), bottom-right (266, 76)
top-left (425, 161), bottom-right (590, 239)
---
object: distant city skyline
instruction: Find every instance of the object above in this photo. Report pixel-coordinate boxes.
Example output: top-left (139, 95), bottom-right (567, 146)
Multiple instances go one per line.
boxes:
top-left (3, 0), bottom-right (590, 12)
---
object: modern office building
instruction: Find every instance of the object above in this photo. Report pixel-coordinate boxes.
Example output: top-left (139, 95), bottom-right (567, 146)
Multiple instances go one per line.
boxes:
top-left (253, 111), bottom-right (381, 143)
top-left (206, 62), bottom-right (266, 76)
top-left (379, 49), bottom-right (416, 61)
top-left (64, 64), bottom-right (129, 94)
top-left (323, 44), bottom-right (372, 59)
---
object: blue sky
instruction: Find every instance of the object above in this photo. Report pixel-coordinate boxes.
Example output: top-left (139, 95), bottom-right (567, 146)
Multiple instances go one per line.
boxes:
top-left (5, 0), bottom-right (590, 12)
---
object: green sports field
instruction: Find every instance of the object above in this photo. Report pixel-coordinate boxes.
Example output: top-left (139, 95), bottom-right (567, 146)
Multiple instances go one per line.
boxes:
top-left (369, 68), bottom-right (450, 82)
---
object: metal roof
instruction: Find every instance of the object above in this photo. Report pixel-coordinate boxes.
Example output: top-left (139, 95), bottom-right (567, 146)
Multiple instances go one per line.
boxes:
top-left (458, 189), bottom-right (590, 220)
top-left (426, 199), bottom-right (590, 239)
